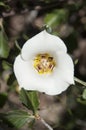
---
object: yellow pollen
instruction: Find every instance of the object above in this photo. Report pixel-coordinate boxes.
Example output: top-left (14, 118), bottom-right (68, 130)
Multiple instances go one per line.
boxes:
top-left (33, 53), bottom-right (56, 74)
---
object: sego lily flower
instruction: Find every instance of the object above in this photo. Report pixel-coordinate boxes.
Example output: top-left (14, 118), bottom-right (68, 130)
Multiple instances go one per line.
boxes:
top-left (14, 30), bottom-right (74, 95)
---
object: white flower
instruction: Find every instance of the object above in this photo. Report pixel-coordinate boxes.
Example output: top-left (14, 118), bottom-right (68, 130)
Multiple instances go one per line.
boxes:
top-left (14, 30), bottom-right (74, 95)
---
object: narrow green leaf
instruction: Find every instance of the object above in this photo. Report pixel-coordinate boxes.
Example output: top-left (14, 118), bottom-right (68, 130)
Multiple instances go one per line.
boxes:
top-left (77, 98), bottom-right (86, 105)
top-left (20, 88), bottom-right (39, 114)
top-left (0, 26), bottom-right (10, 58)
top-left (0, 2), bottom-right (10, 9)
top-left (2, 60), bottom-right (12, 70)
top-left (6, 110), bottom-right (34, 128)
top-left (82, 89), bottom-right (86, 100)
top-left (0, 2), bottom-right (6, 7)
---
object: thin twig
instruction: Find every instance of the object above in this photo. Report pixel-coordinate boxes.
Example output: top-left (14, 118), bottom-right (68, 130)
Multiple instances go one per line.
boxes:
top-left (15, 40), bottom-right (21, 51)
top-left (40, 118), bottom-right (53, 130)
top-left (74, 77), bottom-right (86, 87)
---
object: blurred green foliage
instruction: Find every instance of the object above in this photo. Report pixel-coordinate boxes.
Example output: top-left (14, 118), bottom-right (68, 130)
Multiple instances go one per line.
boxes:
top-left (0, 25), bottom-right (10, 58)
top-left (82, 89), bottom-right (86, 100)
top-left (44, 9), bottom-right (68, 28)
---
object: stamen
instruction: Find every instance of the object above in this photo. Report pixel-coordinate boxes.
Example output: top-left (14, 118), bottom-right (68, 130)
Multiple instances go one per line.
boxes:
top-left (33, 53), bottom-right (56, 74)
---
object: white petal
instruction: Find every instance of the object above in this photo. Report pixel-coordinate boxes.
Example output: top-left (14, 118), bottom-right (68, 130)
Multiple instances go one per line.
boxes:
top-left (54, 52), bottom-right (74, 84)
top-left (14, 55), bottom-right (70, 95)
top-left (21, 30), bottom-right (67, 61)
top-left (42, 78), bottom-right (69, 95)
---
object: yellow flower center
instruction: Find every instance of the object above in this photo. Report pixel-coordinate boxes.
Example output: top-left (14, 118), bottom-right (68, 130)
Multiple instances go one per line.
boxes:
top-left (33, 53), bottom-right (56, 74)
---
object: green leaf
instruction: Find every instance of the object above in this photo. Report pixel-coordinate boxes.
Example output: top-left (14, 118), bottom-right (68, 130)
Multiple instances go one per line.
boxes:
top-left (2, 60), bottom-right (12, 70)
top-left (0, 2), bottom-right (10, 9)
top-left (77, 98), bottom-right (86, 105)
top-left (6, 110), bottom-right (35, 128)
top-left (0, 2), bottom-right (6, 7)
top-left (0, 26), bottom-right (10, 58)
top-left (20, 88), bottom-right (39, 114)
top-left (44, 9), bottom-right (68, 27)
top-left (82, 89), bottom-right (86, 100)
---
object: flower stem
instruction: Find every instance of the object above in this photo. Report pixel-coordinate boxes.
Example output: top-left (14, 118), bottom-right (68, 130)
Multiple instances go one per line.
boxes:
top-left (40, 118), bottom-right (53, 130)
top-left (74, 77), bottom-right (86, 87)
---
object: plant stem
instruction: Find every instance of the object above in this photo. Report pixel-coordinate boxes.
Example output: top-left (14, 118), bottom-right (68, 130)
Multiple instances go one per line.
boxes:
top-left (40, 118), bottom-right (53, 130)
top-left (74, 77), bottom-right (86, 87)
top-left (15, 40), bottom-right (21, 51)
